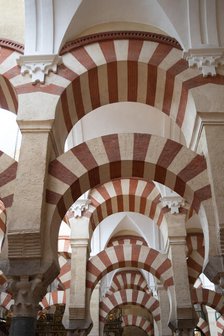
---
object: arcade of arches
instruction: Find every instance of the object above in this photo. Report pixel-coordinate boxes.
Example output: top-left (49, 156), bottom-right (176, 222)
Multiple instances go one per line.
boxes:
top-left (0, 1), bottom-right (223, 335)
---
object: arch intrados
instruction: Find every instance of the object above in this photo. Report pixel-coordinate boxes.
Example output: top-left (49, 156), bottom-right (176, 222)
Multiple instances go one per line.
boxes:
top-left (55, 38), bottom-right (192, 147)
top-left (108, 269), bottom-right (150, 294)
top-left (87, 194), bottom-right (167, 242)
top-left (191, 288), bottom-right (224, 315)
top-left (86, 245), bottom-right (173, 292)
top-left (121, 314), bottom-right (153, 336)
top-left (0, 50), bottom-right (18, 114)
top-left (47, 133), bottom-right (211, 259)
top-left (100, 288), bottom-right (159, 322)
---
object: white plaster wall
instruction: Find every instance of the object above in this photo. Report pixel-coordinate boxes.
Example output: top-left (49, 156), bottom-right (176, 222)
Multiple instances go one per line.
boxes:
top-left (0, 109), bottom-right (21, 159)
top-left (63, 0), bottom-right (180, 45)
top-left (66, 102), bottom-right (186, 150)
top-left (90, 212), bottom-right (164, 256)
top-left (0, 0), bottom-right (24, 43)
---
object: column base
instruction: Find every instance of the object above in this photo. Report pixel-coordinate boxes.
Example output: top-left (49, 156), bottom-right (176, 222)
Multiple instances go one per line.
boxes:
top-left (9, 316), bottom-right (36, 336)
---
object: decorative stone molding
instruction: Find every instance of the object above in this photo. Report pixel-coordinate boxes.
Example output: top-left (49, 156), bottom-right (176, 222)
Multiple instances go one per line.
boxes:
top-left (17, 54), bottom-right (62, 84)
top-left (61, 30), bottom-right (182, 54)
top-left (0, 38), bottom-right (24, 53)
top-left (189, 112), bottom-right (224, 152)
top-left (8, 232), bottom-right (41, 259)
top-left (183, 48), bottom-right (224, 77)
top-left (160, 196), bottom-right (185, 214)
top-left (70, 199), bottom-right (91, 218)
top-left (7, 274), bottom-right (46, 317)
top-left (69, 307), bottom-right (86, 320)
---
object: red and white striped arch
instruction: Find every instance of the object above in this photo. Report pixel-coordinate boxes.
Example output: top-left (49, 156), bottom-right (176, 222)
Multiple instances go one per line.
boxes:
top-left (2, 33), bottom-right (224, 147)
top-left (100, 289), bottom-right (160, 323)
top-left (0, 200), bottom-right (6, 250)
top-left (122, 314), bottom-right (154, 336)
top-left (86, 245), bottom-right (173, 292)
top-left (58, 255), bottom-right (71, 290)
top-left (0, 292), bottom-right (14, 310)
top-left (79, 179), bottom-right (170, 238)
top-left (191, 288), bottom-right (224, 315)
top-left (0, 151), bottom-right (18, 242)
top-left (197, 317), bottom-right (210, 336)
top-left (107, 235), bottom-right (148, 248)
top-left (217, 315), bottom-right (224, 336)
top-left (50, 33), bottom-right (224, 148)
top-left (47, 133), bottom-right (213, 260)
top-left (40, 290), bottom-right (66, 309)
top-left (186, 233), bottom-right (204, 285)
top-left (0, 45), bottom-right (20, 113)
top-left (107, 270), bottom-right (150, 295)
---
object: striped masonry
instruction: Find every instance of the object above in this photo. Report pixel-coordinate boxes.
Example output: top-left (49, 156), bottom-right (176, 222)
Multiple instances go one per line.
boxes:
top-left (107, 235), bottom-right (148, 248)
top-left (0, 151), bottom-right (18, 242)
top-left (47, 134), bottom-right (211, 224)
top-left (82, 179), bottom-right (170, 237)
top-left (191, 288), bottom-right (224, 315)
top-left (122, 314), bottom-right (154, 336)
top-left (106, 270), bottom-right (150, 296)
top-left (186, 233), bottom-right (204, 285)
top-left (217, 315), bottom-right (224, 336)
top-left (86, 244), bottom-right (173, 293)
top-left (57, 255), bottom-right (71, 290)
top-left (0, 292), bottom-right (14, 310)
top-left (197, 317), bottom-right (210, 336)
top-left (41, 290), bottom-right (66, 309)
top-left (100, 288), bottom-right (160, 322)
top-left (0, 46), bottom-right (18, 113)
top-left (1, 34), bottom-right (224, 148)
top-left (0, 200), bottom-right (6, 251)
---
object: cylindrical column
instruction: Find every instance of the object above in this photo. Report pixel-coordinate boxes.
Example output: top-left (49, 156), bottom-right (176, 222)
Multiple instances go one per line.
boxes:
top-left (8, 275), bottom-right (47, 336)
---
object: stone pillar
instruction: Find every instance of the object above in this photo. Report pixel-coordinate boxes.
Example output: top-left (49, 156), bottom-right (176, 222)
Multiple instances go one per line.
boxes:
top-left (157, 282), bottom-right (172, 336)
top-left (63, 199), bottom-right (91, 333)
top-left (89, 283), bottom-right (100, 336)
top-left (196, 113), bottom-right (224, 285)
top-left (6, 120), bottom-right (56, 274)
top-left (8, 275), bottom-right (47, 336)
top-left (166, 213), bottom-right (196, 334)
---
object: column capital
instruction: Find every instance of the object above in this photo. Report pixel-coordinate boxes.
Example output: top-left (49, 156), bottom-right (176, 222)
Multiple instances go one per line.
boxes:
top-left (183, 48), bottom-right (224, 77)
top-left (17, 54), bottom-right (62, 84)
top-left (7, 274), bottom-right (47, 317)
top-left (17, 119), bottom-right (54, 133)
top-left (190, 112), bottom-right (224, 151)
top-left (70, 238), bottom-right (89, 248)
top-left (70, 199), bottom-right (91, 218)
top-left (160, 196), bottom-right (185, 214)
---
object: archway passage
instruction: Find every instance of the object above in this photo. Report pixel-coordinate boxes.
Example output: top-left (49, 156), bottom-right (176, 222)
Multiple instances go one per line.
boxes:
top-left (46, 35), bottom-right (224, 148)
top-left (47, 133), bottom-right (212, 257)
top-left (78, 179), bottom-right (170, 238)
top-left (106, 270), bottom-right (151, 295)
top-left (121, 314), bottom-right (154, 336)
top-left (0, 46), bottom-right (19, 113)
top-left (86, 245), bottom-right (173, 292)
top-left (191, 288), bottom-right (224, 316)
top-left (100, 288), bottom-right (160, 322)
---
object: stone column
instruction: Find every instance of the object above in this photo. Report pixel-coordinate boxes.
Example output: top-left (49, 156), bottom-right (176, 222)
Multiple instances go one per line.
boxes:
top-left (157, 282), bottom-right (172, 336)
top-left (166, 213), bottom-right (196, 334)
top-left (195, 113), bottom-right (224, 286)
top-left (8, 275), bottom-right (47, 336)
top-left (63, 199), bottom-right (91, 334)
